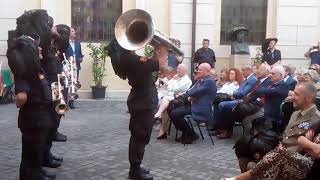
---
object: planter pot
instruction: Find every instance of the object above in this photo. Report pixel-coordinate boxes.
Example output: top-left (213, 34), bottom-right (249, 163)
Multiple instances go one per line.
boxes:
top-left (91, 86), bottom-right (106, 99)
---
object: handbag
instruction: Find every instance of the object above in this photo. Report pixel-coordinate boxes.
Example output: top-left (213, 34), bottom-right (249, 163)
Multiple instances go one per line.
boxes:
top-left (232, 100), bottom-right (262, 121)
top-left (167, 94), bottom-right (190, 113)
top-left (213, 93), bottom-right (231, 105)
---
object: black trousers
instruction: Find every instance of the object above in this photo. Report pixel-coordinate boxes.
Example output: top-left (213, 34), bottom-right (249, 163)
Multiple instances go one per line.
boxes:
top-left (168, 106), bottom-right (193, 136)
top-left (18, 108), bottom-right (52, 180)
top-left (128, 109), bottom-right (154, 169)
top-left (44, 110), bottom-right (62, 161)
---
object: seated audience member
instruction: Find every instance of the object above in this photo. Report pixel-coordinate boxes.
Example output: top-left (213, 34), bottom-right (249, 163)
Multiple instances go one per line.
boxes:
top-left (310, 64), bottom-right (320, 75)
top-left (214, 65), bottom-right (272, 139)
top-left (156, 67), bottom-right (170, 99)
top-left (216, 69), bottom-right (229, 90)
top-left (304, 69), bottom-right (320, 95)
top-left (251, 66), bottom-right (289, 129)
top-left (298, 132), bottom-right (320, 180)
top-left (283, 65), bottom-right (297, 90)
top-left (252, 64), bottom-right (260, 76)
top-left (304, 69), bottom-right (320, 84)
top-left (169, 63), bottom-right (216, 144)
top-left (157, 66), bottom-right (176, 100)
top-left (289, 64), bottom-right (297, 80)
top-left (295, 68), bottom-right (308, 83)
top-left (218, 68), bottom-right (243, 95)
top-left (282, 69), bottom-right (319, 130)
top-left (223, 83), bottom-right (320, 180)
top-left (154, 64), bottom-right (192, 139)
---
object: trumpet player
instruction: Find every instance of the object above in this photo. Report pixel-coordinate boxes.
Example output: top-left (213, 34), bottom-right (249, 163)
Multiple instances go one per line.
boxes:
top-left (7, 33), bottom-right (56, 180)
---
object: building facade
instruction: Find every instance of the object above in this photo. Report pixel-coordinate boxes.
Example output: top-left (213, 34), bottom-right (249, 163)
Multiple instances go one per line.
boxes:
top-left (0, 0), bottom-right (320, 98)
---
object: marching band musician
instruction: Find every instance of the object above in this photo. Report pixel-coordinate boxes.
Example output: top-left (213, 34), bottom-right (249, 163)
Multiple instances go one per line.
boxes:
top-left (107, 39), bottom-right (168, 180)
top-left (40, 22), bottom-right (70, 171)
top-left (7, 34), bottom-right (56, 180)
top-left (8, 9), bottom-right (62, 180)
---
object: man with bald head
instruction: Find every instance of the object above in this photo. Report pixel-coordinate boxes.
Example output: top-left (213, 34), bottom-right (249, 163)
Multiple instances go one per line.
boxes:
top-left (169, 63), bottom-right (216, 144)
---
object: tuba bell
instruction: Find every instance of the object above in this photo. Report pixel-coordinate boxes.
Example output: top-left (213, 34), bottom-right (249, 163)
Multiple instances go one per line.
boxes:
top-left (115, 9), bottom-right (183, 56)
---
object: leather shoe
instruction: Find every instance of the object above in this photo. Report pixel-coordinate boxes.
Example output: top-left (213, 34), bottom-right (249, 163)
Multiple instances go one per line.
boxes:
top-left (41, 169), bottom-right (56, 179)
top-left (156, 133), bottom-right (167, 140)
top-left (40, 172), bottom-right (55, 180)
top-left (209, 130), bottom-right (222, 136)
top-left (191, 133), bottom-right (199, 141)
top-left (129, 167), bottom-right (153, 180)
top-left (43, 158), bottom-right (62, 168)
top-left (182, 137), bottom-right (194, 144)
top-left (129, 167), bottom-right (150, 177)
top-left (49, 152), bottom-right (63, 162)
top-left (175, 134), bottom-right (186, 142)
top-left (216, 131), bottom-right (232, 139)
top-left (52, 132), bottom-right (67, 142)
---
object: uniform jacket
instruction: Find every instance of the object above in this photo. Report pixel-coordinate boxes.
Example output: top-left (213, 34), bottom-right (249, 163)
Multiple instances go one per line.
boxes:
top-left (65, 40), bottom-right (84, 70)
top-left (194, 48), bottom-right (216, 67)
top-left (233, 74), bottom-right (257, 99)
top-left (186, 75), bottom-right (216, 122)
top-left (282, 105), bottom-right (320, 152)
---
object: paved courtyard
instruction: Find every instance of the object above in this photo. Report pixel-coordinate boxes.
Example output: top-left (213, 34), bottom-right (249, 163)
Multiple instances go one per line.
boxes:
top-left (0, 101), bottom-right (241, 180)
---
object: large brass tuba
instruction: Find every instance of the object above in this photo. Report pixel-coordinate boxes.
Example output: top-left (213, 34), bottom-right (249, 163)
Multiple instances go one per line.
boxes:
top-left (115, 9), bottom-right (183, 56)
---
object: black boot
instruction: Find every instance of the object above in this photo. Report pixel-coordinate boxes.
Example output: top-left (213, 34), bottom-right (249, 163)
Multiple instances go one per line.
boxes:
top-left (40, 169), bottom-right (56, 179)
top-left (43, 158), bottom-right (62, 168)
top-left (129, 167), bottom-right (153, 180)
top-left (52, 131), bottom-right (67, 142)
top-left (48, 152), bottom-right (63, 162)
top-left (68, 100), bottom-right (75, 109)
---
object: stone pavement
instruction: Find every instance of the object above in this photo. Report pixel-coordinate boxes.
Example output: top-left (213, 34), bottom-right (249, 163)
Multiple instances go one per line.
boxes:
top-left (0, 101), bottom-right (241, 180)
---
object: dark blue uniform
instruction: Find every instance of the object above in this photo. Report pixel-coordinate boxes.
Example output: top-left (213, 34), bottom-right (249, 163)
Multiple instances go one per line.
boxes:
top-left (15, 76), bottom-right (54, 180)
top-left (194, 48), bottom-right (216, 68)
top-left (262, 49), bottom-right (281, 66)
top-left (124, 52), bottom-right (159, 170)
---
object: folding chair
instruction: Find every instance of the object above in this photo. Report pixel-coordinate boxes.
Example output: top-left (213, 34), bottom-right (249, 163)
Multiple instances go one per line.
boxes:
top-left (168, 118), bottom-right (179, 139)
top-left (184, 115), bottom-right (214, 146)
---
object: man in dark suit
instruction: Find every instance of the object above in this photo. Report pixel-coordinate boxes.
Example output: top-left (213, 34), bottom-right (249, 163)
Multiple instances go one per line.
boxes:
top-left (283, 65), bottom-right (297, 91)
top-left (65, 27), bottom-right (84, 81)
top-left (169, 63), bottom-right (216, 144)
top-left (252, 65), bottom-right (289, 128)
top-left (65, 27), bottom-right (84, 109)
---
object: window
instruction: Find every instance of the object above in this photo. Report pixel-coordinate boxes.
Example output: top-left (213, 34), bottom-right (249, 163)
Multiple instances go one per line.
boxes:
top-left (71, 0), bottom-right (122, 42)
top-left (220, 0), bottom-right (268, 45)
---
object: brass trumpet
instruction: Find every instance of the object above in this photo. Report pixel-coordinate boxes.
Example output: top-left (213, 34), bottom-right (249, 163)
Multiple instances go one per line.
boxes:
top-left (114, 9), bottom-right (184, 56)
top-left (62, 54), bottom-right (81, 100)
top-left (51, 74), bottom-right (68, 114)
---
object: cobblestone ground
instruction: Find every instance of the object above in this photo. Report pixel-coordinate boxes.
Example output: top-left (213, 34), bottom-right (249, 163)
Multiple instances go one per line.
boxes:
top-left (0, 101), bottom-right (241, 180)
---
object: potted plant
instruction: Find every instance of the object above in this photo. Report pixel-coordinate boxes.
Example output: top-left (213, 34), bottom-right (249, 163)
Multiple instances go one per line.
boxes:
top-left (87, 42), bottom-right (108, 99)
top-left (252, 47), bottom-right (263, 64)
